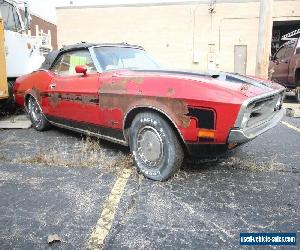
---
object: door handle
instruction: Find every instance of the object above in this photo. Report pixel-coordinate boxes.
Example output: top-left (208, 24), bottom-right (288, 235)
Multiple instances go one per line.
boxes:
top-left (49, 83), bottom-right (56, 89)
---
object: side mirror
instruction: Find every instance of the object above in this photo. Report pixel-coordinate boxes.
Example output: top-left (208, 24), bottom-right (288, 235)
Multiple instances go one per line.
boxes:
top-left (75, 65), bottom-right (87, 76)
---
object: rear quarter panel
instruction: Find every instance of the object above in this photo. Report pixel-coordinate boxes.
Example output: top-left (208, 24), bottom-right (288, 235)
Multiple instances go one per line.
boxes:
top-left (14, 71), bottom-right (53, 112)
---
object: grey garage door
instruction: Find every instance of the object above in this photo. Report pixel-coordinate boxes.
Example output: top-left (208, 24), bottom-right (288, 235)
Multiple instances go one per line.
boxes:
top-left (234, 45), bottom-right (247, 75)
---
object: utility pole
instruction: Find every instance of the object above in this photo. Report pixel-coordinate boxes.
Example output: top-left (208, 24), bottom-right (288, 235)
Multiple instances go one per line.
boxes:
top-left (255, 0), bottom-right (273, 79)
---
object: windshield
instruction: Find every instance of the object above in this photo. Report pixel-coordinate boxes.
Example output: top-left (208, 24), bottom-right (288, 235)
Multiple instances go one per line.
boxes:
top-left (94, 46), bottom-right (160, 71)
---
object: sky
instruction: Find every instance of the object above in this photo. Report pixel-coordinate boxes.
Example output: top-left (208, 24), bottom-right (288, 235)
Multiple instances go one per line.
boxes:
top-left (27, 0), bottom-right (201, 23)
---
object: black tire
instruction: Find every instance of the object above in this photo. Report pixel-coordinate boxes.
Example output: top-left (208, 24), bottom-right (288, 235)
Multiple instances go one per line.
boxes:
top-left (129, 112), bottom-right (184, 181)
top-left (7, 79), bottom-right (14, 100)
top-left (0, 80), bottom-right (16, 112)
top-left (26, 96), bottom-right (50, 131)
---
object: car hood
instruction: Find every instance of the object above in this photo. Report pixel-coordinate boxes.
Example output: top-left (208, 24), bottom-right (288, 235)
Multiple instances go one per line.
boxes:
top-left (128, 69), bottom-right (284, 98)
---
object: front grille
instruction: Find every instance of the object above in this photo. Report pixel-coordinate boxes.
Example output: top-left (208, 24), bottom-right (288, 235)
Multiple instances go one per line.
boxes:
top-left (246, 93), bottom-right (283, 128)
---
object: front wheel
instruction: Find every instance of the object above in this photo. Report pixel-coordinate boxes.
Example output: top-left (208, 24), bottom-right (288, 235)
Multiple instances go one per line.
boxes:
top-left (129, 112), bottom-right (184, 181)
top-left (27, 96), bottom-right (50, 131)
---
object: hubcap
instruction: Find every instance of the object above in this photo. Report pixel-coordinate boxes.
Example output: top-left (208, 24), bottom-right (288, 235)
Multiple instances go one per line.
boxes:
top-left (137, 126), bottom-right (163, 167)
top-left (28, 98), bottom-right (42, 126)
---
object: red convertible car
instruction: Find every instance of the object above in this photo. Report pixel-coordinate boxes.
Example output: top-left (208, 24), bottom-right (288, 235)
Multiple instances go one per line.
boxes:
top-left (14, 42), bottom-right (285, 181)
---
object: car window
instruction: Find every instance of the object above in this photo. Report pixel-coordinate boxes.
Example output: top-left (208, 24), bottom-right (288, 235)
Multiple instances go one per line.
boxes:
top-left (94, 47), bottom-right (160, 71)
top-left (0, 0), bottom-right (22, 31)
top-left (51, 49), bottom-right (97, 76)
top-left (275, 46), bottom-right (287, 59)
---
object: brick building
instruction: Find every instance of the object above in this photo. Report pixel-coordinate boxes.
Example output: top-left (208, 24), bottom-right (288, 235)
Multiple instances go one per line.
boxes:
top-left (20, 10), bottom-right (58, 50)
top-left (30, 13), bottom-right (58, 50)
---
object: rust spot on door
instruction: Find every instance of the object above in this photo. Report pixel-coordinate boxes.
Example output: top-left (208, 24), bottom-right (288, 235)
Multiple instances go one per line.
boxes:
top-left (49, 93), bottom-right (60, 107)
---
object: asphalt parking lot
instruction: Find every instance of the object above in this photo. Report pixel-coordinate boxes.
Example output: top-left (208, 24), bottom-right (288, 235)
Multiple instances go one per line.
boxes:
top-left (0, 103), bottom-right (299, 249)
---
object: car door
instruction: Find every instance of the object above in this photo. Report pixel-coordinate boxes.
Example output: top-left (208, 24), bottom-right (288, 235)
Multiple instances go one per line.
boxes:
top-left (46, 49), bottom-right (104, 126)
top-left (270, 41), bottom-right (295, 84)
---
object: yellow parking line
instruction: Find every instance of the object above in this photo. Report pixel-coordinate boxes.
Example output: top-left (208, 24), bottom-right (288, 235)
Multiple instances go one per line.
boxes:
top-left (281, 121), bottom-right (300, 133)
top-left (89, 168), bottom-right (132, 249)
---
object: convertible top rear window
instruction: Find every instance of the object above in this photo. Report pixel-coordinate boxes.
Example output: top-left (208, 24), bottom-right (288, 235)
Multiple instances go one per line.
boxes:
top-left (94, 46), bottom-right (160, 71)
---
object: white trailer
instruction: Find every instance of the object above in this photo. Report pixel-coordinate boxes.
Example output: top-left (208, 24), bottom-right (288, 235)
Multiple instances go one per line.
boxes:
top-left (0, 0), bottom-right (45, 106)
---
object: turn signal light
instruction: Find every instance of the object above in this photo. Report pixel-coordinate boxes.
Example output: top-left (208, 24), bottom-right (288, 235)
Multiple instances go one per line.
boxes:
top-left (198, 129), bottom-right (215, 139)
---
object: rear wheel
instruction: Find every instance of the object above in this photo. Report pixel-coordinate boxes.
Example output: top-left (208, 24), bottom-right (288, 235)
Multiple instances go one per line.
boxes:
top-left (27, 96), bottom-right (50, 131)
top-left (129, 112), bottom-right (184, 181)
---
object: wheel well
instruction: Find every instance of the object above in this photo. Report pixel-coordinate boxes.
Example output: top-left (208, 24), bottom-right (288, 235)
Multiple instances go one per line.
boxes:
top-left (123, 107), bottom-right (187, 152)
top-left (296, 68), bottom-right (300, 86)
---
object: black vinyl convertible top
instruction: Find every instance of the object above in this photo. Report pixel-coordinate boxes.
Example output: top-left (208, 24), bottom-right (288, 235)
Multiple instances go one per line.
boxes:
top-left (40, 42), bottom-right (144, 70)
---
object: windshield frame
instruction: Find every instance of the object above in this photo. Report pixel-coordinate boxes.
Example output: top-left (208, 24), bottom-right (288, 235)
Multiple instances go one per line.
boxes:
top-left (89, 45), bottom-right (160, 73)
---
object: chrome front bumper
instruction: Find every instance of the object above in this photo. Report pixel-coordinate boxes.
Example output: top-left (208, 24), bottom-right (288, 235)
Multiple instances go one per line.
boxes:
top-left (228, 108), bottom-right (284, 144)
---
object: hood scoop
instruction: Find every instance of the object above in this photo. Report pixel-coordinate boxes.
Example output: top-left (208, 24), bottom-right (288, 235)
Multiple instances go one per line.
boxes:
top-left (222, 73), bottom-right (272, 90)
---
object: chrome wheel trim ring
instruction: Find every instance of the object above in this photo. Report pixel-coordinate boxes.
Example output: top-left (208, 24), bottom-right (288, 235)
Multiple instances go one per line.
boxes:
top-left (137, 125), bottom-right (164, 168)
top-left (28, 98), bottom-right (42, 126)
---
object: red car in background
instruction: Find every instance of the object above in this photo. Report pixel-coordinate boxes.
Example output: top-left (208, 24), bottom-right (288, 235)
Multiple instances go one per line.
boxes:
top-left (14, 43), bottom-right (285, 181)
